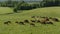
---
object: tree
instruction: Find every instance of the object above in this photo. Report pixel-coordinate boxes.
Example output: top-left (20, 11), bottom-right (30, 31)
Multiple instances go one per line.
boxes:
top-left (43, 0), bottom-right (60, 7)
top-left (6, 0), bottom-right (12, 7)
top-left (13, 8), bottom-right (17, 13)
top-left (7, 0), bottom-right (12, 4)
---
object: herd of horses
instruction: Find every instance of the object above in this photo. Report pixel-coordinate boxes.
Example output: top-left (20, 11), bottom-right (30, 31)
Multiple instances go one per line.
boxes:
top-left (4, 16), bottom-right (60, 26)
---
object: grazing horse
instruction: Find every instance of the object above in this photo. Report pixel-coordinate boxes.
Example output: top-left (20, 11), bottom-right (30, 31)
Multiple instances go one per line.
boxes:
top-left (15, 21), bottom-right (19, 24)
top-left (37, 20), bottom-right (40, 23)
top-left (19, 22), bottom-right (25, 25)
top-left (44, 18), bottom-right (49, 21)
top-left (30, 23), bottom-right (35, 27)
top-left (40, 19), bottom-right (46, 24)
top-left (24, 20), bottom-right (29, 23)
top-left (31, 16), bottom-right (35, 18)
top-left (46, 21), bottom-right (53, 24)
top-left (30, 20), bottom-right (36, 23)
top-left (4, 21), bottom-right (11, 25)
top-left (52, 18), bottom-right (59, 22)
top-left (49, 17), bottom-right (52, 19)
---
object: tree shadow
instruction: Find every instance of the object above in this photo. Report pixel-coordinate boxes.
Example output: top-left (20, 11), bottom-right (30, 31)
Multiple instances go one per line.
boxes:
top-left (0, 13), bottom-right (15, 15)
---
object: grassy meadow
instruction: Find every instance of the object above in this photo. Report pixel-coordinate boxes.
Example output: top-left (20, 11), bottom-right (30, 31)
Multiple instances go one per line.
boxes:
top-left (0, 7), bottom-right (60, 34)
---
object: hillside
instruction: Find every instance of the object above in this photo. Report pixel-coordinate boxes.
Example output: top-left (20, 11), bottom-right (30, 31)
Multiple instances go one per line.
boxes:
top-left (0, 7), bottom-right (13, 14)
top-left (0, 7), bottom-right (60, 34)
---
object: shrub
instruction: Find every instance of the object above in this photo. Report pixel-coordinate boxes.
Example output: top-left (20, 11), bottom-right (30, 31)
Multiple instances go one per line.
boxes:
top-left (13, 8), bottom-right (17, 13)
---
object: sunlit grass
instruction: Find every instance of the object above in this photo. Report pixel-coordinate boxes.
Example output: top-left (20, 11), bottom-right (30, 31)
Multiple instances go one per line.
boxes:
top-left (0, 7), bottom-right (60, 34)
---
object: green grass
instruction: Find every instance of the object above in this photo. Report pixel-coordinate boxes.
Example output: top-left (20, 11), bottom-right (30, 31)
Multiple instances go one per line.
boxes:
top-left (0, 7), bottom-right (13, 14)
top-left (0, 7), bottom-right (60, 34)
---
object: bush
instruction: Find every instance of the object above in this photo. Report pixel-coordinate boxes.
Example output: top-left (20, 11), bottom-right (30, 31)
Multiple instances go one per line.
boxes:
top-left (13, 8), bottom-right (17, 13)
top-left (16, 1), bottom-right (42, 10)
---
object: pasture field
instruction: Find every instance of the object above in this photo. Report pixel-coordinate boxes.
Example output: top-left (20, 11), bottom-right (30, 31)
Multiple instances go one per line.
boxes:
top-left (0, 7), bottom-right (60, 34)
top-left (0, 7), bottom-right (13, 14)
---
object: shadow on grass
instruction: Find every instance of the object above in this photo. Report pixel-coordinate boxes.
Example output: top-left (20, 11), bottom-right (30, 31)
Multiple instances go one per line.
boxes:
top-left (0, 12), bottom-right (20, 15)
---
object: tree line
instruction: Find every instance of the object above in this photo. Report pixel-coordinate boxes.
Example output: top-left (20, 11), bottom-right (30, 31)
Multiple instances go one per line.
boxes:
top-left (0, 0), bottom-right (60, 12)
